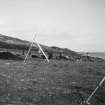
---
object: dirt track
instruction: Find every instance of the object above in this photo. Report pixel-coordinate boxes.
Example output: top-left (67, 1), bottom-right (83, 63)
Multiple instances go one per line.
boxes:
top-left (0, 59), bottom-right (105, 105)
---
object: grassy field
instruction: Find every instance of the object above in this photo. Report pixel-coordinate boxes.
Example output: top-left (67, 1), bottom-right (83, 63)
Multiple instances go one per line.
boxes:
top-left (0, 59), bottom-right (105, 105)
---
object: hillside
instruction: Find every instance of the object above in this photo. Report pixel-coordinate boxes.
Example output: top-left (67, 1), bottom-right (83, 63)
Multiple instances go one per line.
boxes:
top-left (0, 34), bottom-right (37, 50)
top-left (0, 34), bottom-right (104, 63)
top-left (0, 34), bottom-right (80, 58)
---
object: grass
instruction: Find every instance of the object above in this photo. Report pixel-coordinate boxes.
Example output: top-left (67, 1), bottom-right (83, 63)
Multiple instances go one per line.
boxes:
top-left (0, 59), bottom-right (105, 105)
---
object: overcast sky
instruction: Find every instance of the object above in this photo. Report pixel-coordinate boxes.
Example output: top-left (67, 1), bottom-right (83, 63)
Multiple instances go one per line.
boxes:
top-left (0, 0), bottom-right (105, 52)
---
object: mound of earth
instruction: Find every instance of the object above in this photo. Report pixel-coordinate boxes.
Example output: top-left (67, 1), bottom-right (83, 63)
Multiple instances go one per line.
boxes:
top-left (0, 52), bottom-right (23, 60)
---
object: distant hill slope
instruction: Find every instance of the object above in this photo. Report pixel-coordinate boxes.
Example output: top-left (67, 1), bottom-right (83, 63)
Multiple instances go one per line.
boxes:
top-left (0, 34), bottom-right (40, 51)
top-left (51, 46), bottom-right (81, 58)
top-left (0, 34), bottom-right (29, 44)
top-left (0, 34), bottom-right (80, 57)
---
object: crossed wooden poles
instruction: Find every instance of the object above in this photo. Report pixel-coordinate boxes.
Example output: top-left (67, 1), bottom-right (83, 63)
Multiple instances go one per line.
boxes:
top-left (23, 34), bottom-right (49, 63)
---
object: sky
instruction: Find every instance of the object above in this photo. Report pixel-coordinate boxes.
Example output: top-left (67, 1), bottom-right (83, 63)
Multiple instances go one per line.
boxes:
top-left (0, 0), bottom-right (105, 52)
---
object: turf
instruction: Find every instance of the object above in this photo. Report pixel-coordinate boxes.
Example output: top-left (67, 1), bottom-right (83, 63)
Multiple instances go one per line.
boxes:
top-left (0, 59), bottom-right (105, 105)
